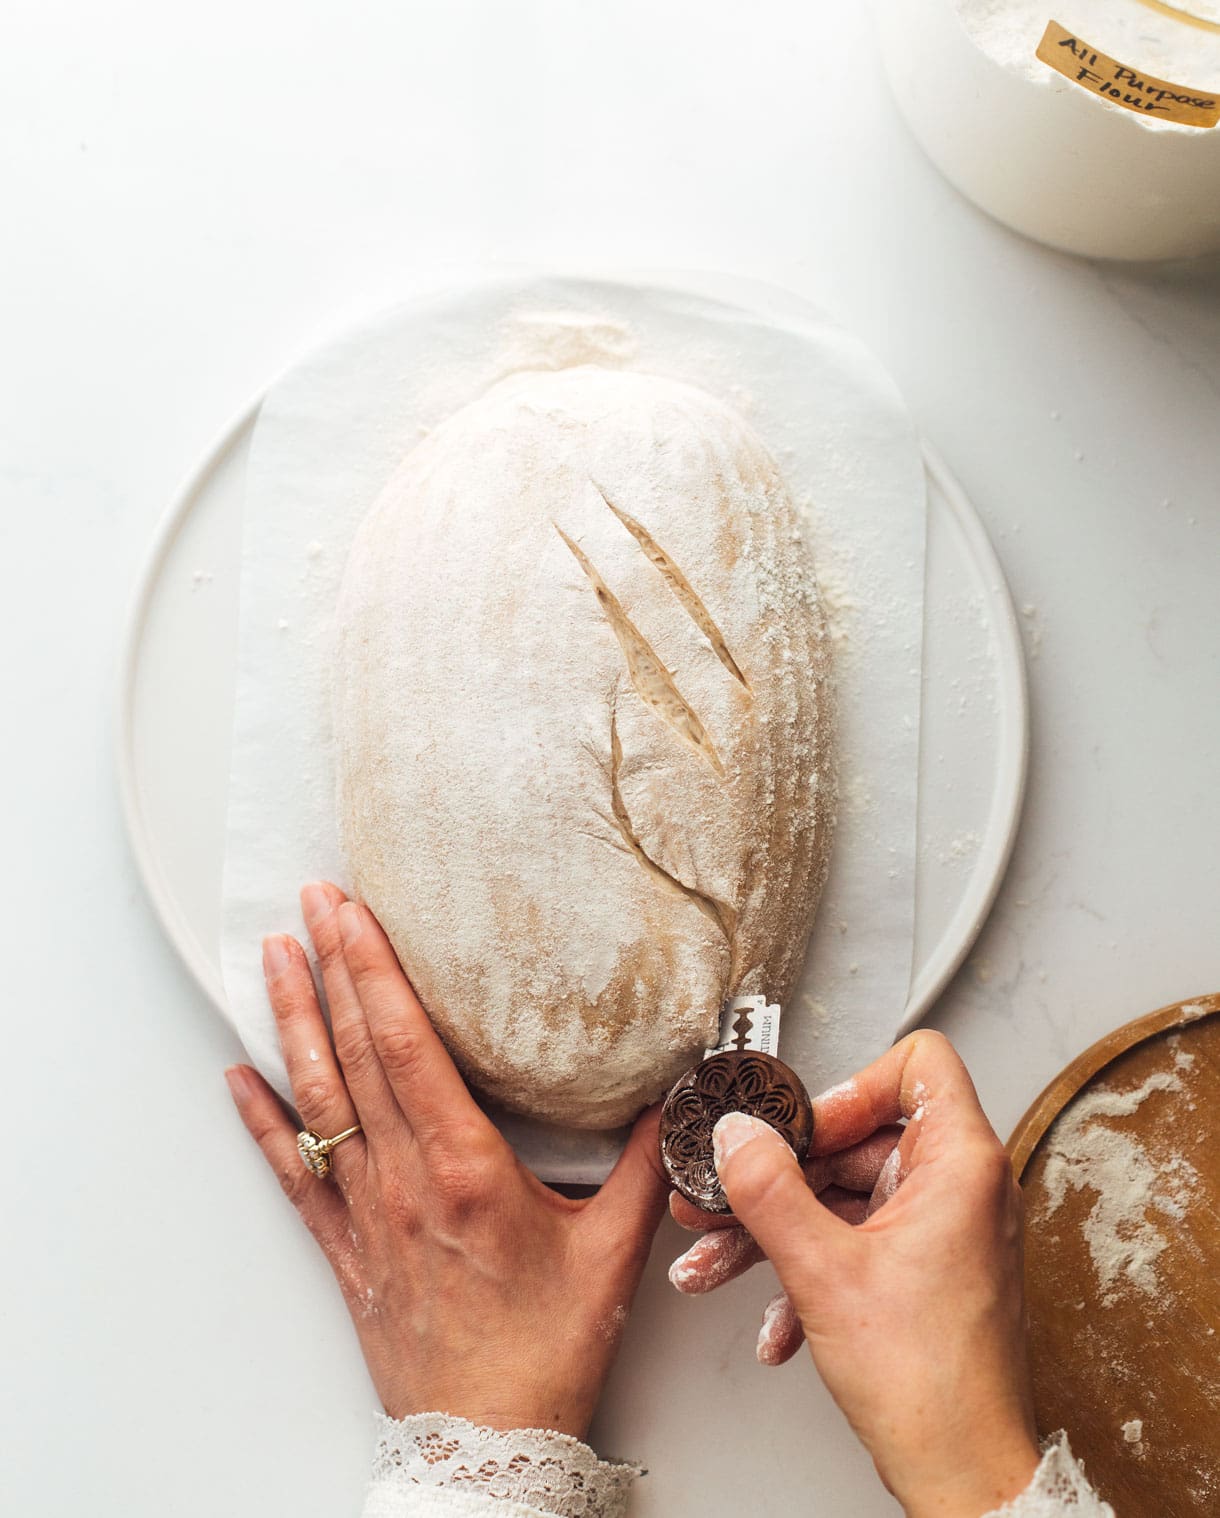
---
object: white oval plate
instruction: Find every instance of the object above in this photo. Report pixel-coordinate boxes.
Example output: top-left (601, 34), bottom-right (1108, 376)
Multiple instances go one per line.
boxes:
top-left (118, 415), bottom-right (1027, 1040)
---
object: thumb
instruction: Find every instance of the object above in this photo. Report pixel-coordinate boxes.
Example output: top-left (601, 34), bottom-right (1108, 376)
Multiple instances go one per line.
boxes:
top-left (714, 1112), bottom-right (848, 1285)
top-left (594, 1104), bottom-right (669, 1242)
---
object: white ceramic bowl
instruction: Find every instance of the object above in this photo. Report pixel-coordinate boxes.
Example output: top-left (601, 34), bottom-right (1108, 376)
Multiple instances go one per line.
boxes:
top-left (877, 0), bottom-right (1220, 260)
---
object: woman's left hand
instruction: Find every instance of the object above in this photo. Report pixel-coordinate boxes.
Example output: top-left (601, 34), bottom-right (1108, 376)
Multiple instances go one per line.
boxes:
top-left (226, 881), bottom-right (668, 1439)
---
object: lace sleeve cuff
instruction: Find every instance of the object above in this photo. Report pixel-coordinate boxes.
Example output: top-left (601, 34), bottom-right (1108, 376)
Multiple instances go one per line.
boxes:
top-left (983, 1432), bottom-right (1116, 1516)
top-left (361, 1412), bottom-right (641, 1518)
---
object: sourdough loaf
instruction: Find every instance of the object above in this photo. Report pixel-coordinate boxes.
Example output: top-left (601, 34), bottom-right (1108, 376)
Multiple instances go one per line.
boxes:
top-left (333, 365), bottom-right (834, 1128)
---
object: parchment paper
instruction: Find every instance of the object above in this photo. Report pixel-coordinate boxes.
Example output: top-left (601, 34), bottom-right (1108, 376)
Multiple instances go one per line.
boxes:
top-left (220, 275), bottom-right (926, 1182)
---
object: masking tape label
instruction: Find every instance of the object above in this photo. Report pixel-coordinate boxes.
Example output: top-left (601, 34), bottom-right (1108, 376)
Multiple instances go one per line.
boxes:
top-left (1036, 19), bottom-right (1219, 127)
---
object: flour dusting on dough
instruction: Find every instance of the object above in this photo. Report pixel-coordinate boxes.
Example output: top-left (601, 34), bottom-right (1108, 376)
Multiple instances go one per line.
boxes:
top-left (333, 365), bottom-right (835, 1128)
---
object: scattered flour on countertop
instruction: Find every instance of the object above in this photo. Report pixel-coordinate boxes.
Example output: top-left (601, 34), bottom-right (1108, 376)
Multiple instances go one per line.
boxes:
top-left (940, 830), bottom-right (981, 865)
top-left (956, 0), bottom-right (1220, 90)
top-left (1020, 603), bottom-right (1043, 660)
top-left (1040, 1071), bottom-right (1199, 1306)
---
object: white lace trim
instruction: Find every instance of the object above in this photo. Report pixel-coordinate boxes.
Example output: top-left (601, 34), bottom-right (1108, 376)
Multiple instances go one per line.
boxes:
top-left (368, 1412), bottom-right (640, 1518)
top-left (984, 1432), bottom-right (1116, 1517)
top-left (365, 1416), bottom-right (1108, 1518)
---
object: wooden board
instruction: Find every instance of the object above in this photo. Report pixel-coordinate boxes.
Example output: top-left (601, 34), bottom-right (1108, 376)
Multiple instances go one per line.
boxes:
top-left (1007, 994), bottom-right (1220, 1515)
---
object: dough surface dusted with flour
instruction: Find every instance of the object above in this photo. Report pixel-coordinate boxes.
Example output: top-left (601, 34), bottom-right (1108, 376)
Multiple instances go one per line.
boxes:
top-left (334, 365), bottom-right (834, 1128)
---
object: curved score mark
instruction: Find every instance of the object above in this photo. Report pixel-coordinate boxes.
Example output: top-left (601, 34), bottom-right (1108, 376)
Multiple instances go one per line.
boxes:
top-left (555, 522), bottom-right (724, 776)
top-left (594, 482), bottom-right (751, 692)
top-left (605, 708), bottom-right (738, 948)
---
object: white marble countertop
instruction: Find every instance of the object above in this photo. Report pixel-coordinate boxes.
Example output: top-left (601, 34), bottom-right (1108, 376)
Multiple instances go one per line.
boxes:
top-left (4, 3), bottom-right (1217, 1514)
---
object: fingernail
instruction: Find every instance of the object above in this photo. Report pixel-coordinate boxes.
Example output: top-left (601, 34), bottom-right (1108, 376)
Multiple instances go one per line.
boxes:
top-left (262, 935), bottom-right (292, 977)
top-left (668, 1242), bottom-right (702, 1292)
top-left (338, 901), bottom-right (364, 947)
top-left (300, 882), bottom-right (332, 927)
top-left (225, 1065), bottom-right (256, 1103)
top-left (756, 1290), bottom-right (795, 1366)
top-left (867, 1146), bottom-right (905, 1217)
top-left (713, 1111), bottom-right (778, 1172)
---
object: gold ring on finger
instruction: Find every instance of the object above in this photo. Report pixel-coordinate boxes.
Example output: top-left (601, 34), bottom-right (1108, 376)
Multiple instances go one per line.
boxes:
top-left (296, 1124), bottom-right (362, 1179)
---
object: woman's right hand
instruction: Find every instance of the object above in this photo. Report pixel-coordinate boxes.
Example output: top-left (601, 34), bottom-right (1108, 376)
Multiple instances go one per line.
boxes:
top-left (707, 1031), bottom-right (1040, 1518)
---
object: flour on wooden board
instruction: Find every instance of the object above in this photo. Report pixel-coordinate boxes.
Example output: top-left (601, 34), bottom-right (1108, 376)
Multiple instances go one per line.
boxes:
top-left (1039, 1068), bottom-right (1199, 1306)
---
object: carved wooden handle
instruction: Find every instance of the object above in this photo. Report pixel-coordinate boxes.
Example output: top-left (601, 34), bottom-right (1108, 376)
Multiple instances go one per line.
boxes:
top-left (659, 1050), bottom-right (814, 1213)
